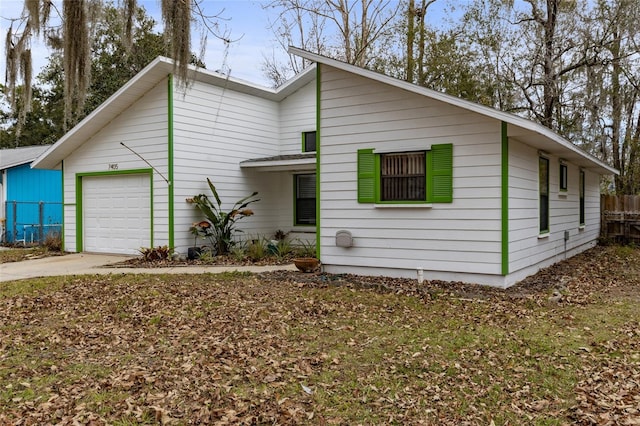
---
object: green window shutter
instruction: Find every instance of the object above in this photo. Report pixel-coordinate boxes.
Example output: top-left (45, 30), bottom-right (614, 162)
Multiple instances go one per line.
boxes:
top-left (430, 143), bottom-right (453, 203)
top-left (357, 149), bottom-right (375, 203)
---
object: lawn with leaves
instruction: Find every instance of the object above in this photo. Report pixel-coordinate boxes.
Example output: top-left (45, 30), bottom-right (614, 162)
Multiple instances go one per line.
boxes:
top-left (0, 247), bottom-right (63, 264)
top-left (0, 245), bottom-right (638, 424)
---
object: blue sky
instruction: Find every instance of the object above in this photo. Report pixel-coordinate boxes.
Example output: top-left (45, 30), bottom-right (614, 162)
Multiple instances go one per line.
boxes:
top-left (0, 0), bottom-right (290, 86)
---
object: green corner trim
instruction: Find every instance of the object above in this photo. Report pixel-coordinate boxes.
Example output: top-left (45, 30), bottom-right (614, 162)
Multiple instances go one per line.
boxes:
top-left (501, 121), bottom-right (509, 276)
top-left (315, 64), bottom-right (321, 258)
top-left (75, 174), bottom-right (82, 252)
top-left (75, 169), bottom-right (153, 253)
top-left (168, 74), bottom-right (175, 250)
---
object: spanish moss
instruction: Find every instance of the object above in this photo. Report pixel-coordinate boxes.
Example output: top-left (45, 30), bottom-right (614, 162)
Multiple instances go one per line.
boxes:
top-left (161, 0), bottom-right (192, 83)
top-left (121, 0), bottom-right (136, 50)
top-left (63, 0), bottom-right (90, 128)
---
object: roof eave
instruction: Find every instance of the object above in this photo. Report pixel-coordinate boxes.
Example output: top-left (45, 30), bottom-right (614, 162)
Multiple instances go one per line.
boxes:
top-left (240, 158), bottom-right (316, 172)
top-left (32, 57), bottom-right (317, 170)
top-left (2, 160), bottom-right (31, 170)
top-left (289, 47), bottom-right (619, 176)
top-left (32, 57), bottom-right (175, 170)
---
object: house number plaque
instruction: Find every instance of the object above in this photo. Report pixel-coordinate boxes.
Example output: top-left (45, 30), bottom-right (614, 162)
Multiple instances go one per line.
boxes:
top-left (108, 163), bottom-right (118, 170)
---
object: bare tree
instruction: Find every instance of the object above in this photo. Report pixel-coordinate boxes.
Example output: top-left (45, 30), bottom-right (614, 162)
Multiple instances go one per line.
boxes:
top-left (262, 0), bottom-right (329, 87)
top-left (582, 0), bottom-right (640, 193)
top-left (502, 0), bottom-right (604, 130)
top-left (263, 0), bottom-right (400, 85)
top-left (406, 0), bottom-right (438, 85)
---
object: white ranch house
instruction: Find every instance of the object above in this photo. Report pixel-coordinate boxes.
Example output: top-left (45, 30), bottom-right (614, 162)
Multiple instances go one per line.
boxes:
top-left (33, 50), bottom-right (617, 287)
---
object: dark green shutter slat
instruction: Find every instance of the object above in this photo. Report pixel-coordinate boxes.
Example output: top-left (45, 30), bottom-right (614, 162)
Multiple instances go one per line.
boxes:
top-left (357, 149), bottom-right (375, 203)
top-left (431, 143), bottom-right (453, 203)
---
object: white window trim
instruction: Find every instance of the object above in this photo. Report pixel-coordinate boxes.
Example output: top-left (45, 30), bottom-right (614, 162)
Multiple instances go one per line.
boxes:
top-left (374, 204), bottom-right (433, 209)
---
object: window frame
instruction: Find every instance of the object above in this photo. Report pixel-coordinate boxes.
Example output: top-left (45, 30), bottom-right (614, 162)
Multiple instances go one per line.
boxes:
top-left (357, 144), bottom-right (453, 205)
top-left (302, 131), bottom-right (317, 153)
top-left (579, 169), bottom-right (585, 226)
top-left (294, 173), bottom-right (316, 226)
top-left (559, 162), bottom-right (568, 192)
top-left (539, 156), bottom-right (550, 234)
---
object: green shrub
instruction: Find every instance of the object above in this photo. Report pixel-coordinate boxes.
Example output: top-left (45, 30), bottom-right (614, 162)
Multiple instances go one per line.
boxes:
top-left (246, 239), bottom-right (267, 261)
top-left (139, 245), bottom-right (173, 262)
top-left (188, 178), bottom-right (259, 254)
top-left (294, 238), bottom-right (316, 258)
top-left (230, 245), bottom-right (246, 262)
top-left (273, 238), bottom-right (292, 260)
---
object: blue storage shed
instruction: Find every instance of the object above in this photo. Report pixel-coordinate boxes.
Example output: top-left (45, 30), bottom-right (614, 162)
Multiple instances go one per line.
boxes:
top-left (0, 145), bottom-right (62, 244)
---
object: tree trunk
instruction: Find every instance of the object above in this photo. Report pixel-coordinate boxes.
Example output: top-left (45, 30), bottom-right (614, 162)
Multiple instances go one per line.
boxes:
top-left (610, 29), bottom-right (624, 192)
top-left (406, 0), bottom-right (415, 82)
top-left (541, 0), bottom-right (559, 129)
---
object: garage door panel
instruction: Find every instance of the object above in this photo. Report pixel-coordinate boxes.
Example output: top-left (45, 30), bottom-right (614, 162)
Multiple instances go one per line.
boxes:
top-left (83, 174), bottom-right (151, 254)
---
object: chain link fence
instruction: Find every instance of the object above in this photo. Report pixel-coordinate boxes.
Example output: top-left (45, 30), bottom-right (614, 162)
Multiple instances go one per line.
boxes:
top-left (2, 201), bottom-right (63, 245)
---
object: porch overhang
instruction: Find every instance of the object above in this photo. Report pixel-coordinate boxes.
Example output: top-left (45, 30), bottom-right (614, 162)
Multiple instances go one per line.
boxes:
top-left (240, 153), bottom-right (316, 172)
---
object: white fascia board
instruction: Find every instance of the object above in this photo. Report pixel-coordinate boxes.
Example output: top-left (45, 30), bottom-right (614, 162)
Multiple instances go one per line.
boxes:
top-left (240, 157), bottom-right (316, 172)
top-left (289, 47), bottom-right (618, 176)
top-left (32, 57), bottom-right (316, 170)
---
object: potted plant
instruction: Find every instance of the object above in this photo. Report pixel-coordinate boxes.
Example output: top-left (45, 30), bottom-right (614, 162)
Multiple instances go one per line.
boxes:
top-left (293, 239), bottom-right (318, 272)
top-left (293, 257), bottom-right (319, 273)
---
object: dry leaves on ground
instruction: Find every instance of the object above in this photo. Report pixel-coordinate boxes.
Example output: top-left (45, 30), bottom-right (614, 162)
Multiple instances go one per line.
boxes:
top-left (0, 245), bottom-right (639, 425)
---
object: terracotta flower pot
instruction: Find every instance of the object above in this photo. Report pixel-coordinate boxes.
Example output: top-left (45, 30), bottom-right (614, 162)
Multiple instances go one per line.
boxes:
top-left (293, 257), bottom-right (319, 273)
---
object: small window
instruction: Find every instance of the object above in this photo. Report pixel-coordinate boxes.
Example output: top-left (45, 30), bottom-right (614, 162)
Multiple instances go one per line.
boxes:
top-left (357, 144), bottom-right (453, 204)
top-left (559, 163), bottom-right (568, 192)
top-left (380, 152), bottom-right (426, 201)
top-left (303, 131), bottom-right (316, 152)
top-left (295, 174), bottom-right (316, 225)
top-left (539, 156), bottom-right (550, 233)
top-left (579, 170), bottom-right (585, 225)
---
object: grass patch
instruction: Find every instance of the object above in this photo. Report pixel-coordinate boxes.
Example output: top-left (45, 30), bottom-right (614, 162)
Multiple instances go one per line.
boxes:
top-left (0, 245), bottom-right (638, 424)
top-left (0, 247), bottom-right (61, 264)
top-left (0, 276), bottom-right (72, 300)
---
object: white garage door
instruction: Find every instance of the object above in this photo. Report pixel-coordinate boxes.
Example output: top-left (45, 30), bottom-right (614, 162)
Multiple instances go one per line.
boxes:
top-left (83, 174), bottom-right (151, 254)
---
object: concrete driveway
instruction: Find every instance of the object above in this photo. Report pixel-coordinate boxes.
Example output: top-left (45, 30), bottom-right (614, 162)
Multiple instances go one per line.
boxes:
top-left (0, 253), bottom-right (297, 282)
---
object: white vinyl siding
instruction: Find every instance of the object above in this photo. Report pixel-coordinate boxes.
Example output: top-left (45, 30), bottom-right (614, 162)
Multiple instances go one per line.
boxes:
top-left (61, 81), bottom-right (169, 253)
top-left (508, 138), bottom-right (599, 274)
top-left (172, 80), bottom-right (279, 252)
top-left (171, 80), bottom-right (317, 253)
top-left (280, 82), bottom-right (317, 155)
top-left (319, 66), bottom-right (503, 278)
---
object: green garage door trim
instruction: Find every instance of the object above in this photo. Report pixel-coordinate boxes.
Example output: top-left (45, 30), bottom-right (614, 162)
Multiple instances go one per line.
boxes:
top-left (75, 169), bottom-right (153, 252)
